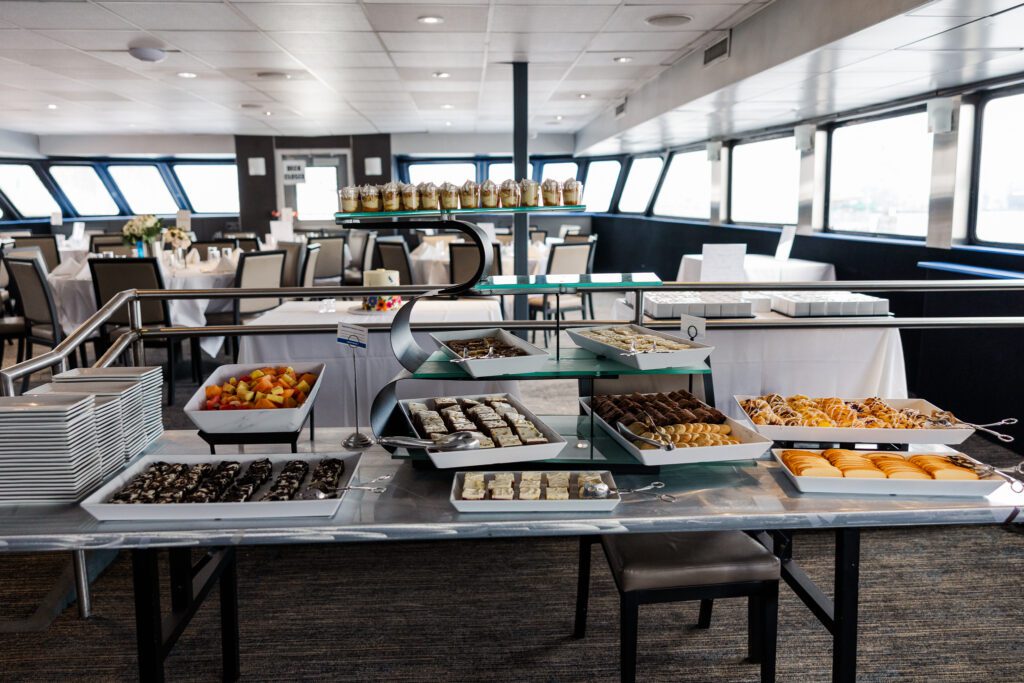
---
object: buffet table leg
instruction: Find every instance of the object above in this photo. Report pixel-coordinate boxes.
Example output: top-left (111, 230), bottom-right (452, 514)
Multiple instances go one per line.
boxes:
top-left (73, 550), bottom-right (91, 618)
top-left (833, 528), bottom-right (860, 683)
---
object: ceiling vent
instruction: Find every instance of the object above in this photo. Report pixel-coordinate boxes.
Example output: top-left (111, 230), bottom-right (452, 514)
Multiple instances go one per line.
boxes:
top-left (614, 99), bottom-right (628, 120)
top-left (703, 32), bottom-right (731, 67)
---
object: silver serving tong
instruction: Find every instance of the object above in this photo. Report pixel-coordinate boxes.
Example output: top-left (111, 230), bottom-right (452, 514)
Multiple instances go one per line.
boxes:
top-left (961, 418), bottom-right (1017, 443)
top-left (618, 481), bottom-right (676, 503)
top-left (297, 474), bottom-right (393, 500)
top-left (619, 338), bottom-right (665, 358)
top-left (580, 480), bottom-right (674, 502)
top-left (616, 421), bottom-right (676, 451)
top-left (944, 454), bottom-right (1024, 492)
top-left (377, 431), bottom-right (481, 451)
top-left (449, 345), bottom-right (497, 364)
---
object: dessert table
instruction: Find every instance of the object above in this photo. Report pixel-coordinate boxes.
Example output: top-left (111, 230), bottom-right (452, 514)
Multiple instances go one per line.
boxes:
top-left (238, 299), bottom-right (508, 426)
top-left (46, 260), bottom-right (234, 357)
top-left (2, 429), bottom-right (1021, 683)
top-left (410, 241), bottom-right (547, 285)
top-left (678, 254), bottom-right (836, 282)
top-left (611, 299), bottom-right (907, 416)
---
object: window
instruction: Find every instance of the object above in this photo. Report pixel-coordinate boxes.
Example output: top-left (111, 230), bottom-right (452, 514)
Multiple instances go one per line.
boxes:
top-left (407, 162), bottom-right (476, 186)
top-left (582, 160), bottom-right (621, 213)
top-left (829, 112), bottom-right (932, 237)
top-left (174, 164), bottom-right (240, 214)
top-left (976, 93), bottom-right (1024, 244)
top-left (0, 165), bottom-right (60, 218)
top-left (295, 166), bottom-right (340, 221)
top-left (730, 137), bottom-right (800, 225)
top-left (108, 165), bottom-right (178, 215)
top-left (540, 161), bottom-right (579, 182)
top-left (487, 161), bottom-right (533, 182)
top-left (50, 166), bottom-right (118, 216)
top-left (654, 150), bottom-right (711, 219)
top-left (618, 157), bottom-right (664, 213)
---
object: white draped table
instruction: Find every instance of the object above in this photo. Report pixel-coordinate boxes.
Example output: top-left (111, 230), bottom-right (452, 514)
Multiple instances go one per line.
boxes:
top-left (678, 254), bottom-right (836, 282)
top-left (409, 242), bottom-right (547, 285)
top-left (611, 299), bottom-right (907, 418)
top-left (238, 299), bottom-right (510, 427)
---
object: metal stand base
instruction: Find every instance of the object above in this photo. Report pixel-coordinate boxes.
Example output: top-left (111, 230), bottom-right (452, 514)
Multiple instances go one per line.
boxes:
top-left (343, 432), bottom-right (374, 450)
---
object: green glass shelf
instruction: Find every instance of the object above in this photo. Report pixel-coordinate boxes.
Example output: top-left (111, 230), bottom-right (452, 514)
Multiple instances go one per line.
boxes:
top-left (410, 347), bottom-right (709, 380)
top-left (335, 205), bottom-right (586, 221)
top-left (473, 272), bottom-right (662, 292)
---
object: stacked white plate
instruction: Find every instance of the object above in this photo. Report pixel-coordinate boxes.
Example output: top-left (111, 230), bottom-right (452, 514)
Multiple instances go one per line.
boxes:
top-left (28, 381), bottom-right (147, 461)
top-left (54, 367), bottom-right (163, 448)
top-left (0, 395), bottom-right (101, 504)
top-left (93, 396), bottom-right (125, 477)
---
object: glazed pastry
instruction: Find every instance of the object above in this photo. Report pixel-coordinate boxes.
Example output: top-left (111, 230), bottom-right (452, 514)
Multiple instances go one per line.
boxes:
top-left (518, 486), bottom-right (541, 500)
top-left (546, 472), bottom-right (570, 488)
top-left (459, 180), bottom-right (480, 209)
top-left (500, 179), bottom-right (520, 208)
top-left (521, 179), bottom-right (540, 207)
top-left (440, 182), bottom-right (460, 210)
top-left (563, 178), bottom-right (583, 205)
top-left (401, 183), bottom-right (420, 211)
top-left (740, 394), bottom-right (960, 430)
top-left (381, 182), bottom-right (402, 211)
top-left (339, 186), bottom-right (359, 213)
top-left (490, 486), bottom-right (515, 500)
top-left (577, 327), bottom-right (690, 353)
top-left (360, 184), bottom-right (380, 212)
top-left (545, 487), bottom-right (569, 500)
top-left (419, 182), bottom-right (440, 210)
top-left (541, 178), bottom-right (561, 206)
top-left (462, 487), bottom-right (485, 500)
top-left (480, 179), bottom-right (499, 208)
top-left (463, 472), bottom-right (486, 489)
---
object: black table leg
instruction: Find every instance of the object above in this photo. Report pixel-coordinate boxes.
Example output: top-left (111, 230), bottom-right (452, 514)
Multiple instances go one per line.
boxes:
top-left (220, 551), bottom-right (240, 682)
top-left (833, 528), bottom-right (860, 683)
top-left (132, 548), bottom-right (165, 683)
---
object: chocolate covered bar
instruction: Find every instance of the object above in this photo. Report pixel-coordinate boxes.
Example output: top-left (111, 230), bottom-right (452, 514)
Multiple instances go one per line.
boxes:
top-left (261, 460), bottom-right (309, 502)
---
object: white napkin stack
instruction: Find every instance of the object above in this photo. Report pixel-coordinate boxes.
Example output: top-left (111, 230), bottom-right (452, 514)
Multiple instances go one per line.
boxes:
top-left (185, 248), bottom-right (201, 267)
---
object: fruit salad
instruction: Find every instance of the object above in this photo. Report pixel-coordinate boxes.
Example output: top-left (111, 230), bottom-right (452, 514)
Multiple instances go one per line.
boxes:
top-left (202, 367), bottom-right (317, 410)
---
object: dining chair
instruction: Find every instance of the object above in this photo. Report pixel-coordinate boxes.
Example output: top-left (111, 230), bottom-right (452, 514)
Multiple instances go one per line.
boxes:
top-left (222, 231), bottom-right (256, 240)
top-left (421, 233), bottom-right (461, 248)
top-left (235, 238), bottom-right (261, 253)
top-left (190, 240), bottom-right (238, 261)
top-left (530, 229), bottom-right (548, 244)
top-left (559, 224), bottom-right (582, 238)
top-left (13, 236), bottom-right (61, 272)
top-left (313, 235), bottom-right (346, 285)
top-left (375, 237), bottom-right (414, 285)
top-left (205, 250), bottom-right (286, 360)
top-left (495, 233), bottom-right (515, 247)
top-left (563, 233), bottom-right (595, 244)
top-left (344, 230), bottom-right (371, 284)
top-left (89, 257), bottom-right (199, 404)
top-left (89, 234), bottom-right (124, 252)
top-left (449, 242), bottom-right (502, 285)
top-left (529, 242), bottom-right (595, 344)
top-left (277, 240), bottom-right (307, 287)
top-left (300, 244), bottom-right (321, 289)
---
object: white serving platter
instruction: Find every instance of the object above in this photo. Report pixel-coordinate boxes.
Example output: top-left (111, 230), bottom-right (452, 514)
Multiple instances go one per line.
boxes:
top-left (183, 362), bottom-right (326, 434)
top-left (771, 449), bottom-right (1006, 498)
top-left (398, 394), bottom-right (567, 469)
top-left (567, 324), bottom-right (714, 371)
top-left (81, 451), bottom-right (361, 521)
top-left (449, 470), bottom-right (621, 512)
top-left (734, 396), bottom-right (975, 445)
top-left (429, 328), bottom-right (550, 378)
top-left (581, 396), bottom-right (773, 466)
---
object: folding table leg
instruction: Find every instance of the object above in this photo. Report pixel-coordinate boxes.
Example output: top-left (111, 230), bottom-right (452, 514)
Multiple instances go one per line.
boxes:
top-left (220, 550), bottom-right (240, 682)
top-left (131, 549), bottom-right (165, 683)
top-left (833, 528), bottom-right (860, 683)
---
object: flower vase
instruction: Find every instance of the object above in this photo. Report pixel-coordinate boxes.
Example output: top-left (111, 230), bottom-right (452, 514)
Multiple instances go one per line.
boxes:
top-left (135, 240), bottom-right (145, 257)
top-left (174, 247), bottom-right (186, 268)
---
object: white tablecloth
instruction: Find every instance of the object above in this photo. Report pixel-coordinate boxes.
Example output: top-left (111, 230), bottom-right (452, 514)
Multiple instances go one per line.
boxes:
top-left (678, 254), bottom-right (836, 282)
top-left (611, 298), bottom-right (907, 418)
top-left (238, 299), bottom-right (510, 427)
top-left (47, 262), bottom-right (234, 357)
top-left (410, 243), bottom-right (546, 285)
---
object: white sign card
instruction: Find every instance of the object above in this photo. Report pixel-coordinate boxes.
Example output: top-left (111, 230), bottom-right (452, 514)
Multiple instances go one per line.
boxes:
top-left (700, 243), bottom-right (747, 282)
top-left (247, 157), bottom-right (266, 176)
top-left (337, 323), bottom-right (368, 349)
top-left (268, 220), bottom-right (293, 243)
top-left (50, 211), bottom-right (62, 227)
top-left (280, 207), bottom-right (294, 227)
top-left (364, 157), bottom-right (383, 176)
top-left (679, 313), bottom-right (707, 342)
top-left (176, 209), bottom-right (192, 231)
top-left (71, 221), bottom-right (86, 244)
top-left (775, 225), bottom-right (797, 261)
top-left (282, 160), bottom-right (306, 185)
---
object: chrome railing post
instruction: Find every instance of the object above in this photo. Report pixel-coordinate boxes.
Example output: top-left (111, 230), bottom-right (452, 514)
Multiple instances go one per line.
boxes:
top-left (128, 297), bottom-right (144, 367)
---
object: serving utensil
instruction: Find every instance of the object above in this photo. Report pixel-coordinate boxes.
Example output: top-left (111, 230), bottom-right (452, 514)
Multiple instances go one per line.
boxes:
top-left (616, 421), bottom-right (676, 451)
top-left (449, 345), bottom-right (497, 364)
top-left (928, 412), bottom-right (1016, 442)
top-left (378, 431), bottom-right (481, 451)
top-left (944, 454), bottom-right (1024, 492)
top-left (583, 479), bottom-right (675, 503)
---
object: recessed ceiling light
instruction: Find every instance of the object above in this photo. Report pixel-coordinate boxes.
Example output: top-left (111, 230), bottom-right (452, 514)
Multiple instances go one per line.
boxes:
top-left (177, 71), bottom-right (197, 79)
top-left (46, 103), bottom-right (58, 110)
top-left (555, 115), bottom-right (564, 121)
top-left (432, 71), bottom-right (451, 79)
top-left (441, 103), bottom-right (454, 110)
top-left (445, 121), bottom-right (452, 127)
top-left (264, 111), bottom-right (273, 116)
top-left (577, 93), bottom-right (590, 100)
top-left (644, 13), bottom-right (692, 27)
top-left (613, 56), bottom-right (633, 64)
top-left (418, 15), bottom-right (444, 25)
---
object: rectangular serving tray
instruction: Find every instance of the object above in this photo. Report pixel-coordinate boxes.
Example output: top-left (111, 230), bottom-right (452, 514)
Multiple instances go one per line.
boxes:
top-left (566, 324), bottom-right (714, 371)
top-left (449, 470), bottom-right (621, 512)
top-left (429, 328), bottom-right (550, 378)
top-left (734, 395), bottom-right (974, 445)
top-left (398, 393), bottom-right (567, 469)
top-left (184, 362), bottom-right (325, 434)
top-left (81, 451), bottom-right (360, 521)
top-left (771, 449), bottom-right (1005, 497)
top-left (580, 396), bottom-right (772, 466)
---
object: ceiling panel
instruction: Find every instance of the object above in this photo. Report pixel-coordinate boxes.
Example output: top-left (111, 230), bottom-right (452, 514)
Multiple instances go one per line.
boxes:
top-left (0, 28), bottom-right (72, 50)
top-left (34, 29), bottom-right (159, 51)
top-left (0, 2), bottom-right (135, 30)
top-left (236, 3), bottom-right (372, 32)
top-left (189, 51), bottom-right (306, 69)
top-left (489, 4), bottom-right (616, 32)
top-left (379, 31), bottom-right (486, 51)
top-left (100, 2), bottom-right (254, 31)
top-left (268, 31), bottom-right (385, 52)
top-left (604, 3), bottom-right (748, 32)
top-left (364, 4), bottom-right (490, 32)
top-left (905, 5), bottom-right (1024, 49)
top-left (908, 0), bottom-right (1024, 17)
top-left (153, 30), bottom-right (283, 52)
top-left (826, 15), bottom-right (975, 50)
top-left (390, 51), bottom-right (483, 67)
top-left (576, 50), bottom-right (677, 66)
top-left (587, 31), bottom-right (703, 51)
top-left (488, 32), bottom-right (594, 52)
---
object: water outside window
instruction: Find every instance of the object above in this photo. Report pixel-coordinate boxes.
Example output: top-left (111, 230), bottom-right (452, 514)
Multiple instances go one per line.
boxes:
top-left (108, 165), bottom-right (178, 215)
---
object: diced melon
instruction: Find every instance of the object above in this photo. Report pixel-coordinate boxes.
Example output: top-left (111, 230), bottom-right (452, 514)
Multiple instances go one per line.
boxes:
top-left (283, 396), bottom-right (298, 409)
top-left (255, 392), bottom-right (266, 401)
top-left (278, 373), bottom-right (295, 387)
top-left (250, 369), bottom-right (265, 380)
top-left (271, 386), bottom-right (284, 395)
top-left (254, 398), bottom-right (275, 409)
top-left (239, 390), bottom-right (254, 402)
top-left (205, 385), bottom-right (222, 399)
top-left (295, 380), bottom-right (310, 394)
top-left (265, 393), bottom-right (284, 405)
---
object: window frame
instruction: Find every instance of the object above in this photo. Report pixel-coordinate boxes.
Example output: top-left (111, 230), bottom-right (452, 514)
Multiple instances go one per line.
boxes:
top-left (0, 162), bottom-right (70, 220)
top-left (47, 162), bottom-right (126, 217)
top-left (967, 84), bottom-right (1024, 249)
top-left (726, 131), bottom-right (801, 227)
top-left (577, 154), bottom-right (627, 214)
top-left (652, 144), bottom-right (713, 221)
top-left (104, 160), bottom-right (185, 216)
top-left (169, 161), bottom-right (241, 215)
top-left (614, 153), bottom-right (668, 215)
top-left (822, 104), bottom-right (931, 241)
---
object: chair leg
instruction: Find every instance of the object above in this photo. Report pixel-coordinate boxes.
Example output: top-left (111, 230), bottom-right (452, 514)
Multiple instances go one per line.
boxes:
top-left (15, 336), bottom-right (24, 364)
top-left (78, 344), bottom-right (88, 368)
top-left (190, 338), bottom-right (202, 383)
top-left (166, 343), bottom-right (176, 406)
top-left (748, 595), bottom-right (764, 662)
top-left (21, 342), bottom-right (32, 393)
top-left (574, 537), bottom-right (593, 639)
top-left (696, 599), bottom-right (713, 629)
top-left (620, 592), bottom-right (639, 683)
top-left (759, 582), bottom-right (779, 683)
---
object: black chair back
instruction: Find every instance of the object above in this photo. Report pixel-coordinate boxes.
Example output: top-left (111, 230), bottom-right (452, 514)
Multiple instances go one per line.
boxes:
top-left (88, 257), bottom-right (170, 327)
top-left (190, 240), bottom-right (238, 260)
top-left (375, 238), bottom-right (414, 285)
top-left (5, 255), bottom-right (61, 339)
top-left (13, 236), bottom-right (60, 272)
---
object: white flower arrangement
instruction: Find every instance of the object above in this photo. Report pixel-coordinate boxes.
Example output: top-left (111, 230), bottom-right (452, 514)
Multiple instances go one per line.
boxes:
top-left (162, 227), bottom-right (192, 250)
top-left (121, 214), bottom-right (162, 245)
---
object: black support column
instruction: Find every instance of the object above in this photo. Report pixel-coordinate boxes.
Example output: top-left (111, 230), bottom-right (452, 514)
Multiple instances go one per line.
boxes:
top-left (512, 61), bottom-right (529, 324)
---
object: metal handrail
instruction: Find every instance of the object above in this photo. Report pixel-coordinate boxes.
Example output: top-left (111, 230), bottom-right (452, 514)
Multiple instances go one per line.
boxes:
top-left (4, 277), bottom-right (1024, 395)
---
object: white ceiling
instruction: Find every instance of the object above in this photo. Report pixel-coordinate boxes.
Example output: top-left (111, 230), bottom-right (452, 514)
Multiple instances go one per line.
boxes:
top-left (0, 0), bottom-right (770, 138)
